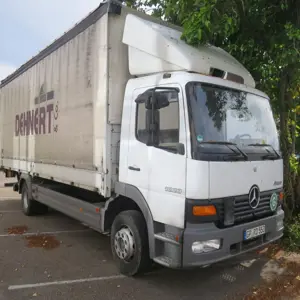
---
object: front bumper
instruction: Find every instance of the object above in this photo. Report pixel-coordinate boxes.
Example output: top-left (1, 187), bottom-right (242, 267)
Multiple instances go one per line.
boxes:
top-left (182, 208), bottom-right (284, 267)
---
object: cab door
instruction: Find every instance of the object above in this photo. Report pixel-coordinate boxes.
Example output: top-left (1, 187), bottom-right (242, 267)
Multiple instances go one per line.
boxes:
top-left (147, 84), bottom-right (187, 229)
top-left (125, 84), bottom-right (187, 229)
top-left (125, 87), bottom-right (151, 201)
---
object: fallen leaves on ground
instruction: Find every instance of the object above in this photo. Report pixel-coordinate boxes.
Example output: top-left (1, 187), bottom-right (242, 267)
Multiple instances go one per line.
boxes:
top-left (258, 244), bottom-right (285, 259)
top-left (6, 225), bottom-right (28, 235)
top-left (243, 261), bottom-right (300, 300)
top-left (236, 245), bottom-right (300, 300)
top-left (25, 234), bottom-right (60, 250)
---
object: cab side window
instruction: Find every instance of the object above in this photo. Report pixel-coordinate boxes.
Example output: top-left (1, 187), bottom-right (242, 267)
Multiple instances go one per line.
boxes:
top-left (158, 95), bottom-right (179, 145)
top-left (136, 103), bottom-right (148, 144)
top-left (135, 90), bottom-right (180, 152)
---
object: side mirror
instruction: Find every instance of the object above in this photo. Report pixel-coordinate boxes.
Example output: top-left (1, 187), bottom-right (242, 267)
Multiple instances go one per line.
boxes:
top-left (136, 87), bottom-right (179, 110)
top-left (155, 93), bottom-right (170, 109)
top-left (135, 92), bottom-right (150, 105)
top-left (145, 92), bottom-right (170, 110)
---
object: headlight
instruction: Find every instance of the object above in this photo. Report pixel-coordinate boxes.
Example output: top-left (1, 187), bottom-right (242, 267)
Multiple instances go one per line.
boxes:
top-left (192, 239), bottom-right (221, 254)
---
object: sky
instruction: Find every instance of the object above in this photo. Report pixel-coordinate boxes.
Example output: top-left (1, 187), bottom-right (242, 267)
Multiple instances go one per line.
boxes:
top-left (0, 0), bottom-right (101, 81)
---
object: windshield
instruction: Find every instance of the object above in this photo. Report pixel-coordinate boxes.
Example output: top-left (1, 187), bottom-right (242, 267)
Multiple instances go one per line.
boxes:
top-left (186, 82), bottom-right (280, 157)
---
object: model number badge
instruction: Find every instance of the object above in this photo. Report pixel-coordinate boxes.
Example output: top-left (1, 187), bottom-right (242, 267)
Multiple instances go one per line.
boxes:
top-left (165, 187), bottom-right (183, 194)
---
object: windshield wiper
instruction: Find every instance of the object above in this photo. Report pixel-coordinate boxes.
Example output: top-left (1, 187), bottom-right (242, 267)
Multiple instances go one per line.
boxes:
top-left (261, 153), bottom-right (279, 160)
top-left (248, 143), bottom-right (281, 159)
top-left (199, 141), bottom-right (236, 145)
top-left (199, 141), bottom-right (248, 160)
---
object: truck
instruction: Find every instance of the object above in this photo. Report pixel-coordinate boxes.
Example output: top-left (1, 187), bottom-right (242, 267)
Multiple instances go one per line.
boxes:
top-left (0, 0), bottom-right (284, 276)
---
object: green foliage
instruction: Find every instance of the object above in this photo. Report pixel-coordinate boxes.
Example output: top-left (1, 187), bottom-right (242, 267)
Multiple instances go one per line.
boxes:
top-left (177, 0), bottom-right (300, 113)
top-left (290, 154), bottom-right (299, 174)
top-left (283, 216), bottom-right (300, 252)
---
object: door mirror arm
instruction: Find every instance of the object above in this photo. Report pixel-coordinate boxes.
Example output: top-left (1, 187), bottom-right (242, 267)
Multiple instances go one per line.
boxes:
top-left (176, 143), bottom-right (185, 155)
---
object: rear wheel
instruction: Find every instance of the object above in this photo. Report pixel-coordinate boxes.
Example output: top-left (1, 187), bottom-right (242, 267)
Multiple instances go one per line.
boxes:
top-left (21, 183), bottom-right (48, 216)
top-left (111, 210), bottom-right (152, 276)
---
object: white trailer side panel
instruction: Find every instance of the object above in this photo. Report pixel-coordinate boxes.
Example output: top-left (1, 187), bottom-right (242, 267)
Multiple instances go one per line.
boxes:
top-left (0, 13), bottom-right (116, 196)
top-left (0, 3), bottom-right (178, 196)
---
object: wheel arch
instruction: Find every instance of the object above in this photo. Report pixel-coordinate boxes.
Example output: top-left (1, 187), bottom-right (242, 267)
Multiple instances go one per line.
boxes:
top-left (108, 182), bottom-right (155, 258)
top-left (19, 173), bottom-right (32, 197)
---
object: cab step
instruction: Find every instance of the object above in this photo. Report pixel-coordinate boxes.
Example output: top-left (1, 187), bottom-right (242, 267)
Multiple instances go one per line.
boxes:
top-left (153, 256), bottom-right (180, 268)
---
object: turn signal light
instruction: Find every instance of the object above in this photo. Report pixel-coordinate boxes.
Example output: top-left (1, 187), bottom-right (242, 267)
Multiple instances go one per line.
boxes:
top-left (193, 205), bottom-right (216, 216)
top-left (279, 192), bottom-right (284, 201)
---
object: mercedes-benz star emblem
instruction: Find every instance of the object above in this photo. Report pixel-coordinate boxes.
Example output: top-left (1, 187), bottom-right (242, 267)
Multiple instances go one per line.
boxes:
top-left (248, 185), bottom-right (260, 209)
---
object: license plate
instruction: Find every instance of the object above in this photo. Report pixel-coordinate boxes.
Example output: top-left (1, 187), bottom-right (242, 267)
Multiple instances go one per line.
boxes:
top-left (243, 225), bottom-right (265, 240)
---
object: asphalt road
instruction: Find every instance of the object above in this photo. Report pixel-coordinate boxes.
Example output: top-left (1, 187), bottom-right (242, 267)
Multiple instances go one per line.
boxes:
top-left (0, 187), bottom-right (278, 300)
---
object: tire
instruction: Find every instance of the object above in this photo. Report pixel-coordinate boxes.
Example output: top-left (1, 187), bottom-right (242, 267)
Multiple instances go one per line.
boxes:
top-left (21, 183), bottom-right (48, 216)
top-left (111, 210), bottom-right (152, 276)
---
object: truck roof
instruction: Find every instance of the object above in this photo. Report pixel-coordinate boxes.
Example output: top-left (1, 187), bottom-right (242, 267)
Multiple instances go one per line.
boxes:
top-left (123, 14), bottom-right (255, 87)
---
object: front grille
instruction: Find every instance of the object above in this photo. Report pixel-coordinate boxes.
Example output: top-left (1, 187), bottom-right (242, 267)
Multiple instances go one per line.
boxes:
top-left (215, 191), bottom-right (277, 228)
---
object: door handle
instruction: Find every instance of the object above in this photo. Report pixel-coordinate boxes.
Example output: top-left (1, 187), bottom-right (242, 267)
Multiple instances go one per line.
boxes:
top-left (129, 166), bottom-right (140, 171)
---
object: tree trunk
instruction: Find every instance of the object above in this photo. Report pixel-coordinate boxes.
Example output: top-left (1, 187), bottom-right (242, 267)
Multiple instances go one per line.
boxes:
top-left (279, 71), bottom-right (294, 216)
top-left (291, 110), bottom-right (297, 184)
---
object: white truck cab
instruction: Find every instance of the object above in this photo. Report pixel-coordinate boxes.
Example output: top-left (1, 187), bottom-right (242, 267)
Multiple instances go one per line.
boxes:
top-left (0, 0), bottom-right (284, 276)
top-left (117, 69), bottom-right (284, 269)
top-left (114, 12), bottom-right (284, 271)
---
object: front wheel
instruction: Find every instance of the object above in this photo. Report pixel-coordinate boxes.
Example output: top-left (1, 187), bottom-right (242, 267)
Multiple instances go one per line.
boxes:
top-left (110, 210), bottom-right (152, 276)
